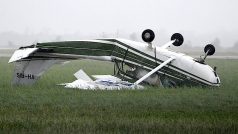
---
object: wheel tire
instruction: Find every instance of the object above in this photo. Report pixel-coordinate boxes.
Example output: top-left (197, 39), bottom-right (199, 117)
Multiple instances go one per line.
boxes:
top-left (204, 44), bottom-right (215, 55)
top-left (171, 33), bottom-right (184, 46)
top-left (142, 29), bottom-right (155, 43)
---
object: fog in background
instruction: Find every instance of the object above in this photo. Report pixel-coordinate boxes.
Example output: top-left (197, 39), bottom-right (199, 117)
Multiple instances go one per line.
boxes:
top-left (0, 0), bottom-right (238, 51)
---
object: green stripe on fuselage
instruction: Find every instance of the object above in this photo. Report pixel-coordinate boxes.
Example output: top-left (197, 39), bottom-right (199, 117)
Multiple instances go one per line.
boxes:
top-left (36, 40), bottom-right (212, 86)
top-left (111, 45), bottom-right (206, 86)
top-left (37, 41), bottom-right (114, 56)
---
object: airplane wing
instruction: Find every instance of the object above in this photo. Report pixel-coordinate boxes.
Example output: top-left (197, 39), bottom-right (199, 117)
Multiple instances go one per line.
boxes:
top-left (9, 40), bottom-right (115, 85)
top-left (9, 39), bottom-right (175, 86)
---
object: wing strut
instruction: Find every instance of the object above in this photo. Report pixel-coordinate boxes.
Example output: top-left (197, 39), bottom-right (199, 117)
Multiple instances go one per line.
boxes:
top-left (134, 57), bottom-right (175, 85)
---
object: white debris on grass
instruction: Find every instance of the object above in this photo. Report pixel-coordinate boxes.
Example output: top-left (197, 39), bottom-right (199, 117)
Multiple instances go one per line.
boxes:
top-left (60, 69), bottom-right (144, 90)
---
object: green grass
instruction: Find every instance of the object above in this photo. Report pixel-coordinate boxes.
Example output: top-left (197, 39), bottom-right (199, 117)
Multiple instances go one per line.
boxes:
top-left (0, 57), bottom-right (238, 133)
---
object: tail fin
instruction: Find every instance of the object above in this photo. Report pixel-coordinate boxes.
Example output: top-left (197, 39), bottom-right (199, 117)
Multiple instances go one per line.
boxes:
top-left (12, 59), bottom-right (62, 85)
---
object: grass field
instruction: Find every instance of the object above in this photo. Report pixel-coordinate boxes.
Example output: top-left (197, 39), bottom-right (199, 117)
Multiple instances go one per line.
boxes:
top-left (0, 57), bottom-right (238, 133)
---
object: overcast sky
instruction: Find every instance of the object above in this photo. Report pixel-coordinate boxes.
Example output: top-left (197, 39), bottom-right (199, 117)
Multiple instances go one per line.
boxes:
top-left (0, 0), bottom-right (238, 47)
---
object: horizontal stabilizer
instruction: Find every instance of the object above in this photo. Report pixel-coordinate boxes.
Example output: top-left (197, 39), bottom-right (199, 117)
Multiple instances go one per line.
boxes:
top-left (9, 48), bottom-right (38, 63)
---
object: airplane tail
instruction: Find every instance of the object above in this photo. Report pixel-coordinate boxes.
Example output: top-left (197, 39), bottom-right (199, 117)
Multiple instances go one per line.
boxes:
top-left (9, 48), bottom-right (65, 85)
top-left (12, 59), bottom-right (62, 85)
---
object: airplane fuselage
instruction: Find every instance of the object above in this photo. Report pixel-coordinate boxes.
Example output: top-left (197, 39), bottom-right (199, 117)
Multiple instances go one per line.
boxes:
top-left (29, 38), bottom-right (220, 87)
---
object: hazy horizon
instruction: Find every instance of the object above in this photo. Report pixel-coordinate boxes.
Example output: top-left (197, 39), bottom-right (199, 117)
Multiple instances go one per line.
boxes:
top-left (0, 0), bottom-right (238, 48)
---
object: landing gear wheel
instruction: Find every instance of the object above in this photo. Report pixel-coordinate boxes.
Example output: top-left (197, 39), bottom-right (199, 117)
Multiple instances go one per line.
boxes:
top-left (171, 33), bottom-right (184, 46)
top-left (142, 29), bottom-right (155, 43)
top-left (204, 44), bottom-right (215, 55)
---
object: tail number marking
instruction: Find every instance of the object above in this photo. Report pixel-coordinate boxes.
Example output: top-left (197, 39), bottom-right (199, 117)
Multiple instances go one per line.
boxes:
top-left (16, 73), bottom-right (35, 79)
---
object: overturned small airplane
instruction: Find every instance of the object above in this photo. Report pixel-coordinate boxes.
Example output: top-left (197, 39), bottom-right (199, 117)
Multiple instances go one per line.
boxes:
top-left (9, 29), bottom-right (220, 89)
